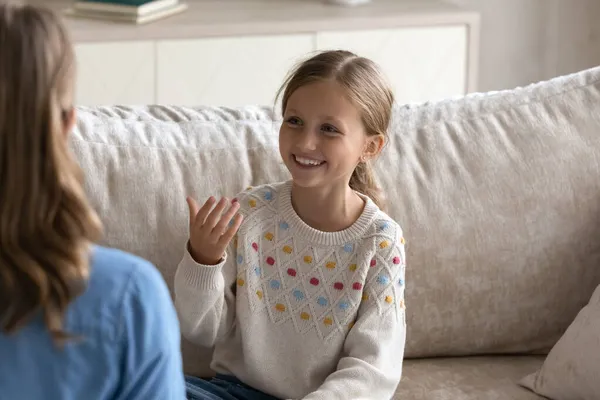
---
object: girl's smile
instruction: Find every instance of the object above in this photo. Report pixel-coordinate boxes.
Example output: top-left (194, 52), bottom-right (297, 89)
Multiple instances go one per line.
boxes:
top-left (293, 154), bottom-right (326, 167)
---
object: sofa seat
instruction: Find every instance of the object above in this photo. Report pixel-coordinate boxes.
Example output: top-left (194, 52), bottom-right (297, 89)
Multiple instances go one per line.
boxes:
top-left (396, 356), bottom-right (545, 399)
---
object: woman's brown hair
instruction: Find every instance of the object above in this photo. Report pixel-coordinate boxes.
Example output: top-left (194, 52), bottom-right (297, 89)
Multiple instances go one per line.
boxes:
top-left (277, 50), bottom-right (394, 210)
top-left (0, 3), bottom-right (102, 342)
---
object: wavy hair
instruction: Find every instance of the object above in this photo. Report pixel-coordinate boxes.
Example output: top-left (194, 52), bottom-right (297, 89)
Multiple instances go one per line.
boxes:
top-left (0, 3), bottom-right (102, 343)
top-left (276, 50), bottom-right (394, 210)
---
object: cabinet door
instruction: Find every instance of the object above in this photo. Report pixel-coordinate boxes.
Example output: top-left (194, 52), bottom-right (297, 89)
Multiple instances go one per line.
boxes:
top-left (316, 26), bottom-right (468, 104)
top-left (156, 34), bottom-right (314, 107)
top-left (74, 41), bottom-right (155, 106)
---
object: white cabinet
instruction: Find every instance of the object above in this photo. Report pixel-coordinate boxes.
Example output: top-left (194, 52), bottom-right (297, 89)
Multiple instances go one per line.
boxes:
top-left (74, 41), bottom-right (155, 106)
top-left (73, 26), bottom-right (472, 107)
top-left (156, 34), bottom-right (314, 107)
top-left (61, 0), bottom-right (479, 107)
top-left (153, 27), bottom-right (469, 107)
top-left (316, 26), bottom-right (468, 104)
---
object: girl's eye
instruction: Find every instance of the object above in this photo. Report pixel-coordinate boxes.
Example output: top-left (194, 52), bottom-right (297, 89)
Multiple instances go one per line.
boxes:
top-left (286, 117), bottom-right (302, 126)
top-left (321, 124), bottom-right (339, 134)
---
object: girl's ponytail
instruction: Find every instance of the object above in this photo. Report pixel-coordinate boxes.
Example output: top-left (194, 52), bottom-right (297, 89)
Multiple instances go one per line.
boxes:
top-left (350, 161), bottom-right (386, 211)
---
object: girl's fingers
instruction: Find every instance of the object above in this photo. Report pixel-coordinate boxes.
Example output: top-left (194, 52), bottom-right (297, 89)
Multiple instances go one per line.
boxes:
top-left (193, 196), bottom-right (216, 228)
top-left (218, 214), bottom-right (244, 248)
top-left (212, 201), bottom-right (240, 236)
top-left (186, 197), bottom-right (200, 227)
top-left (204, 197), bottom-right (228, 230)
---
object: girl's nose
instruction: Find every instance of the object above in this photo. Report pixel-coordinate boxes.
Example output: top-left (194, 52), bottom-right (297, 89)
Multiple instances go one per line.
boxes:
top-left (297, 129), bottom-right (319, 151)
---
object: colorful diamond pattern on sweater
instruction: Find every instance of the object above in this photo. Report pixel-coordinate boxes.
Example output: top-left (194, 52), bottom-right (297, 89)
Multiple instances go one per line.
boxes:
top-left (237, 186), bottom-right (406, 341)
top-left (275, 219), bottom-right (294, 242)
top-left (276, 238), bottom-right (296, 264)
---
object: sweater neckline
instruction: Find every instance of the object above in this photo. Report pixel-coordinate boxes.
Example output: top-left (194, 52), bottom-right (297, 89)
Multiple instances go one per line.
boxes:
top-left (277, 180), bottom-right (379, 246)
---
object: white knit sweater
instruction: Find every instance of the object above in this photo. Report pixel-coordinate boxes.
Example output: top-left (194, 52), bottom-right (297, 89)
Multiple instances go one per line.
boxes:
top-left (174, 181), bottom-right (406, 400)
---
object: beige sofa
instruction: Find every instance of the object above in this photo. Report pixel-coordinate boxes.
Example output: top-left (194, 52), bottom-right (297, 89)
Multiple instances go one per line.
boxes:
top-left (70, 65), bottom-right (600, 399)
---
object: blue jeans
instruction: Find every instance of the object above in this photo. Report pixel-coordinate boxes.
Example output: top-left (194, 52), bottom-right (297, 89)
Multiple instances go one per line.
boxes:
top-left (185, 375), bottom-right (280, 400)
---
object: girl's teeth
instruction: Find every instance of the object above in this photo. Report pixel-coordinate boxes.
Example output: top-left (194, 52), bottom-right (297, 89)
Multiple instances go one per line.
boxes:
top-left (295, 156), bottom-right (323, 166)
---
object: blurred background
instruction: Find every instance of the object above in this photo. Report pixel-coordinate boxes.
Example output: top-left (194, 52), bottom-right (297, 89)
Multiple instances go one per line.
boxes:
top-left (449, 0), bottom-right (600, 91)
top-left (33, 0), bottom-right (600, 107)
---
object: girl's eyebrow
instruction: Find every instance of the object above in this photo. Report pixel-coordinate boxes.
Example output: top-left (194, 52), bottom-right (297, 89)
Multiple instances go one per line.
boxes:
top-left (323, 116), bottom-right (345, 127)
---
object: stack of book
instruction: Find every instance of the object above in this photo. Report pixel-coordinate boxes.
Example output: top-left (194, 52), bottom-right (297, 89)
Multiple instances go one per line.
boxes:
top-left (66, 0), bottom-right (188, 24)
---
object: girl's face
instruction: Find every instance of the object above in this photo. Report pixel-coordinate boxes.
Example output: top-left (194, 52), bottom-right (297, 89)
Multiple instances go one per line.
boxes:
top-left (279, 80), bottom-right (381, 191)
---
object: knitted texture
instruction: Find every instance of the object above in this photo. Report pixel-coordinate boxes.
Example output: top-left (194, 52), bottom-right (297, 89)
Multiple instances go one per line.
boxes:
top-left (175, 181), bottom-right (406, 400)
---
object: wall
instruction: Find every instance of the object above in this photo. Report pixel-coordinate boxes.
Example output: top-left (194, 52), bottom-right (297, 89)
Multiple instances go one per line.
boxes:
top-left (450, 0), bottom-right (600, 92)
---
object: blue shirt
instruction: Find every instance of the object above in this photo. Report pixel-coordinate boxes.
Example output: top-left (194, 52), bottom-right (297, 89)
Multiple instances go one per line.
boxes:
top-left (0, 245), bottom-right (186, 400)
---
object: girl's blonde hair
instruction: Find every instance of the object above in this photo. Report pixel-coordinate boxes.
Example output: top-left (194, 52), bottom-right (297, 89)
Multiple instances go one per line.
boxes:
top-left (277, 50), bottom-right (394, 210)
top-left (0, 3), bottom-right (102, 342)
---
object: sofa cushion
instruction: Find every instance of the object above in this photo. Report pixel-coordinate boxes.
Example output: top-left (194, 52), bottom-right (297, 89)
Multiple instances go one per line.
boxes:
top-left (70, 66), bottom-right (600, 377)
top-left (384, 67), bottom-right (600, 358)
top-left (519, 284), bottom-right (600, 399)
top-left (397, 356), bottom-right (545, 399)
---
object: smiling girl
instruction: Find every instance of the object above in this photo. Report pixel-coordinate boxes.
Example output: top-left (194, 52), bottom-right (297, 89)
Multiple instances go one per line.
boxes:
top-left (176, 50), bottom-right (407, 400)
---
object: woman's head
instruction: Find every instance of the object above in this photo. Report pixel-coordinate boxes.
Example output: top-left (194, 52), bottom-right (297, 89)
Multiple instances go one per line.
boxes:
top-left (277, 50), bottom-right (394, 209)
top-left (0, 3), bottom-right (102, 341)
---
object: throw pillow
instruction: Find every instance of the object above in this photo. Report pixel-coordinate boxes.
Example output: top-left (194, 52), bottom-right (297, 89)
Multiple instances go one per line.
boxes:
top-left (519, 283), bottom-right (600, 399)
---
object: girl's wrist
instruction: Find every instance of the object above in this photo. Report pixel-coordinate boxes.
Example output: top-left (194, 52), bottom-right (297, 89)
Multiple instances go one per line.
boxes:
top-left (187, 241), bottom-right (221, 266)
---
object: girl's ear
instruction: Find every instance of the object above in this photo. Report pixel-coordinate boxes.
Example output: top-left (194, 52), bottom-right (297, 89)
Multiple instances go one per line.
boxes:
top-left (62, 107), bottom-right (76, 137)
top-left (362, 134), bottom-right (385, 161)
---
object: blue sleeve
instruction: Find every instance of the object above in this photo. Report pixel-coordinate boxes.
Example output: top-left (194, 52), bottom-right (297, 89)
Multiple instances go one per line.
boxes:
top-left (115, 259), bottom-right (186, 400)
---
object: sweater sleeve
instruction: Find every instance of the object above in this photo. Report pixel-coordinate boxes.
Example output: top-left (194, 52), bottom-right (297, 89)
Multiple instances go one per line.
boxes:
top-left (300, 234), bottom-right (407, 400)
top-left (173, 238), bottom-right (238, 348)
top-left (173, 189), bottom-right (252, 348)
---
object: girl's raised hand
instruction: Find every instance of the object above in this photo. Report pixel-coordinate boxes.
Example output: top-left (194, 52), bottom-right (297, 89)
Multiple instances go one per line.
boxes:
top-left (186, 196), bottom-right (243, 265)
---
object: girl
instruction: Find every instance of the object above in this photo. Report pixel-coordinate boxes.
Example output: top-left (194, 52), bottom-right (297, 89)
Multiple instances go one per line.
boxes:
top-left (0, 4), bottom-right (185, 399)
top-left (177, 50), bottom-right (406, 400)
